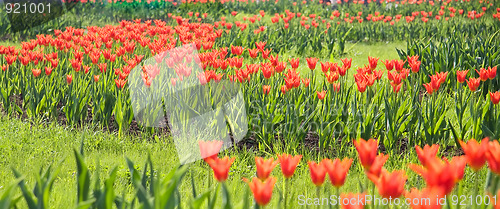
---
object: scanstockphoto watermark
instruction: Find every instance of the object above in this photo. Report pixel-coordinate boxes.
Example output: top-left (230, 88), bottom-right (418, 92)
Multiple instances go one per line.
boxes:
top-left (297, 195), bottom-right (498, 207)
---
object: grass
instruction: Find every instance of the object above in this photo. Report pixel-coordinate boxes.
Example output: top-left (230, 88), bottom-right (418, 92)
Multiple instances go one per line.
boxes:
top-left (0, 112), bottom-right (488, 208)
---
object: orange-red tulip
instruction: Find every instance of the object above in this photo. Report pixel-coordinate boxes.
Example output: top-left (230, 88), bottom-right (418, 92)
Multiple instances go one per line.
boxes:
top-left (244, 177), bottom-right (277, 206)
top-left (415, 144), bottom-right (439, 167)
top-left (409, 156), bottom-right (466, 195)
top-left (263, 85), bottom-right (271, 95)
top-left (308, 161), bottom-right (327, 187)
top-left (368, 169), bottom-right (406, 198)
top-left (66, 74), bottom-right (73, 84)
top-left (306, 57), bottom-right (319, 70)
top-left (32, 68), bottom-right (41, 77)
top-left (354, 138), bottom-right (378, 169)
top-left (206, 156), bottom-right (235, 182)
top-left (322, 158), bottom-right (353, 187)
top-left (198, 140), bottom-right (223, 162)
top-left (366, 154), bottom-right (389, 177)
top-left (256, 157), bottom-right (278, 180)
top-left (405, 187), bottom-right (444, 209)
top-left (340, 193), bottom-right (366, 209)
top-left (317, 90), bottom-right (327, 100)
top-left (490, 91), bottom-right (500, 105)
top-left (277, 153), bottom-right (302, 178)
top-left (459, 138), bottom-right (489, 171)
top-left (466, 77), bottom-right (481, 91)
top-left (486, 140), bottom-right (500, 175)
top-left (456, 70), bottom-right (468, 83)
top-left (368, 56), bottom-right (379, 70)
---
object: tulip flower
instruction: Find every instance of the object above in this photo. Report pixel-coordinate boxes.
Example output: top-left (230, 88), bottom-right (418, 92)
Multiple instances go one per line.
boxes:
top-left (354, 138), bottom-right (378, 169)
top-left (317, 90), bottom-right (326, 100)
top-left (415, 144), bottom-right (439, 167)
top-left (466, 77), bottom-right (481, 91)
top-left (332, 83), bottom-right (341, 92)
top-left (486, 140), bottom-right (500, 175)
top-left (368, 169), bottom-right (406, 198)
top-left (322, 158), bottom-right (353, 187)
top-left (405, 187), bottom-right (444, 209)
top-left (31, 68), bottom-right (41, 77)
top-left (382, 60), bottom-right (394, 70)
top-left (206, 156), bottom-right (235, 182)
top-left (340, 193), bottom-right (366, 209)
top-left (93, 75), bottom-right (100, 82)
top-left (488, 66), bottom-right (497, 80)
top-left (456, 70), bottom-right (468, 83)
top-left (289, 58), bottom-right (300, 69)
top-left (277, 154), bottom-right (302, 178)
top-left (409, 156), bottom-right (466, 195)
top-left (368, 56), bottom-right (379, 70)
top-left (256, 157), bottom-right (278, 180)
top-left (262, 85), bottom-right (271, 95)
top-left (306, 57), bottom-right (319, 70)
top-left (490, 91), bottom-right (500, 105)
top-left (366, 154), bottom-right (389, 177)
top-left (476, 68), bottom-right (489, 81)
top-left (459, 138), bottom-right (489, 171)
top-left (244, 177), bottom-right (277, 206)
top-left (409, 61), bottom-right (421, 73)
top-left (66, 74), bottom-right (73, 84)
top-left (308, 161), bottom-right (327, 187)
top-left (341, 58), bottom-right (352, 70)
top-left (198, 140), bottom-right (223, 162)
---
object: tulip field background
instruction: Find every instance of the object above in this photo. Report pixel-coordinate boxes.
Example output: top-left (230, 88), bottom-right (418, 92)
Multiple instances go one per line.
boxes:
top-left (1, 0), bottom-right (500, 208)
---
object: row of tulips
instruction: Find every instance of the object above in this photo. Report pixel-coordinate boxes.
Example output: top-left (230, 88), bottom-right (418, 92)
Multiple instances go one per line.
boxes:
top-left (4, 138), bottom-right (500, 208)
top-left (1, 0), bottom-right (499, 45)
top-left (0, 19), bottom-right (499, 151)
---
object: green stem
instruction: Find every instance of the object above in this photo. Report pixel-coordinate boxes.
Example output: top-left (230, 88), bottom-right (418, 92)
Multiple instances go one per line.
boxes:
top-left (284, 178), bottom-right (289, 209)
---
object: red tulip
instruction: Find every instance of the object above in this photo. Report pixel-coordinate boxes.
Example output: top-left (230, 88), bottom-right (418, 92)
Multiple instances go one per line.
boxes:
top-left (317, 90), bottom-right (327, 100)
top-left (476, 68), bottom-right (489, 81)
top-left (486, 140), bottom-right (500, 175)
top-left (366, 154), bottom-right (389, 177)
top-left (368, 169), bottom-right (406, 198)
top-left (353, 138), bottom-right (378, 169)
top-left (306, 57), bottom-right (319, 70)
top-left (490, 91), bottom-right (500, 105)
top-left (456, 70), bottom-right (468, 83)
top-left (466, 77), bottom-right (481, 91)
top-left (93, 75), bottom-right (100, 82)
top-left (382, 60), bottom-right (394, 71)
top-left (409, 156), bottom-right (466, 195)
top-left (66, 74), bottom-right (73, 84)
top-left (289, 58), bottom-right (300, 69)
top-left (115, 79), bottom-right (127, 89)
top-left (277, 153), bottom-right (302, 178)
top-left (198, 140), bottom-right (223, 162)
top-left (341, 58), bottom-right (352, 70)
top-left (368, 56), bottom-right (379, 70)
top-left (487, 66), bottom-right (497, 79)
top-left (244, 177), bottom-right (277, 206)
top-left (256, 157), bottom-right (278, 180)
top-left (31, 68), bottom-right (41, 77)
top-left (459, 138), bottom-right (489, 171)
top-left (405, 187), bottom-right (445, 209)
top-left (322, 158), bottom-right (352, 187)
top-left (43, 66), bottom-right (52, 76)
top-left (263, 85), bottom-right (271, 95)
top-left (308, 161), bottom-right (327, 187)
top-left (301, 78), bottom-right (310, 87)
top-left (415, 144), bottom-right (439, 167)
top-left (340, 193), bottom-right (366, 209)
top-left (206, 156), bottom-right (235, 182)
top-left (390, 81), bottom-right (402, 93)
top-left (332, 83), bottom-right (341, 92)
top-left (409, 60), bottom-right (421, 73)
